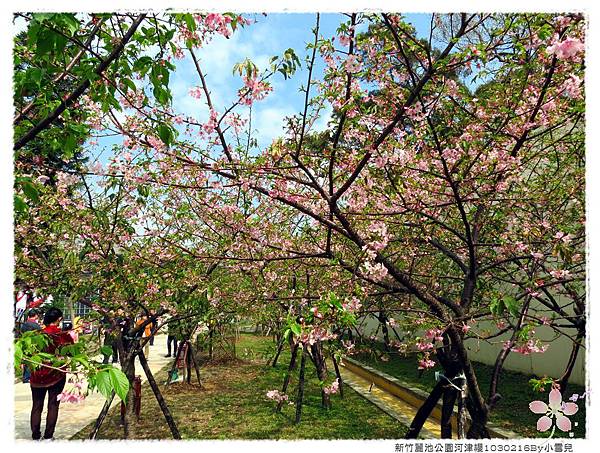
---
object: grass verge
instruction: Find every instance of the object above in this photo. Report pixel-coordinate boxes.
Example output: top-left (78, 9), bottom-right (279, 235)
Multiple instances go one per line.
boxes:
top-left (72, 334), bottom-right (407, 440)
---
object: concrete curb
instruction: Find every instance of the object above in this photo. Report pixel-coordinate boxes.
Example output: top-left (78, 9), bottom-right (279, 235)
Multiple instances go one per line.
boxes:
top-left (340, 372), bottom-right (438, 438)
top-left (340, 357), bottom-right (517, 439)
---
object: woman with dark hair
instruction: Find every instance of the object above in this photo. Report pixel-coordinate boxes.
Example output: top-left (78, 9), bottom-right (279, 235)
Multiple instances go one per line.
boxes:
top-left (29, 307), bottom-right (74, 440)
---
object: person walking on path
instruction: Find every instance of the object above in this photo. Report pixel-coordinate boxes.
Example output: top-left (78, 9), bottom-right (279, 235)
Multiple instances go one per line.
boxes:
top-left (19, 309), bottom-right (42, 383)
top-left (20, 308), bottom-right (42, 334)
top-left (165, 316), bottom-right (179, 357)
top-left (29, 307), bottom-right (74, 440)
top-left (100, 317), bottom-right (119, 364)
top-left (135, 314), bottom-right (153, 358)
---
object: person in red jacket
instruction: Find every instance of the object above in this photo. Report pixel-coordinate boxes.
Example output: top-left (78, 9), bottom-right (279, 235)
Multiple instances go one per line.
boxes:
top-left (29, 307), bottom-right (74, 440)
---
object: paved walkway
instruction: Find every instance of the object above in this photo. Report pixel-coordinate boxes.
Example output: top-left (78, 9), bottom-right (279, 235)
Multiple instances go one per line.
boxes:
top-left (14, 333), bottom-right (173, 441)
top-left (336, 361), bottom-right (442, 439)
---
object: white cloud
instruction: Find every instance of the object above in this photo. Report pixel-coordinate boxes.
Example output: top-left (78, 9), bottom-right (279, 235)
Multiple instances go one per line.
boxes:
top-left (253, 105), bottom-right (297, 147)
top-left (168, 22), bottom-right (281, 122)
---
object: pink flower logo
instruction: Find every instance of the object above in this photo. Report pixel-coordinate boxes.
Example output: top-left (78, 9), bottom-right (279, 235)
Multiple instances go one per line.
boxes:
top-left (529, 388), bottom-right (578, 434)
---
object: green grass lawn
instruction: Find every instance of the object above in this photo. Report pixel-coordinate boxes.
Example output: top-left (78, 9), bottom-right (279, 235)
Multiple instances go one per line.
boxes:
top-left (351, 346), bottom-right (586, 438)
top-left (72, 334), bottom-right (407, 440)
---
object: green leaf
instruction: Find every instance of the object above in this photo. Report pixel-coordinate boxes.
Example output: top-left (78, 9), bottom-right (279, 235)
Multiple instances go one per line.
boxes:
top-left (21, 181), bottom-right (40, 203)
top-left (64, 133), bottom-right (78, 155)
top-left (504, 295), bottom-right (520, 318)
top-left (137, 185), bottom-right (150, 198)
top-left (121, 78), bottom-right (137, 93)
top-left (108, 367), bottom-right (130, 402)
top-left (157, 123), bottom-right (173, 146)
top-left (28, 68), bottom-right (43, 87)
top-left (132, 56), bottom-right (153, 73)
top-left (62, 14), bottom-right (80, 36)
top-left (329, 292), bottom-right (343, 310)
top-left (490, 296), bottom-right (506, 316)
top-left (153, 85), bottom-right (171, 106)
top-left (14, 195), bottom-right (28, 213)
top-left (183, 14), bottom-right (196, 33)
top-left (95, 369), bottom-right (112, 400)
top-left (290, 322), bottom-right (301, 336)
top-left (35, 30), bottom-right (55, 57)
top-left (14, 343), bottom-right (23, 369)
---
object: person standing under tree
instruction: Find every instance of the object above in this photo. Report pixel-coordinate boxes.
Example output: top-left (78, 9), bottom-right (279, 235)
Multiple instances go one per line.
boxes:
top-left (100, 317), bottom-right (119, 364)
top-left (135, 314), bottom-right (153, 358)
top-left (165, 315), bottom-right (179, 358)
top-left (19, 308), bottom-right (41, 383)
top-left (29, 307), bottom-right (74, 440)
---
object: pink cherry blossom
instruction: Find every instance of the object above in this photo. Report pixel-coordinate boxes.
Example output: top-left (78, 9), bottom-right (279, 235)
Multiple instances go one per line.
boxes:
top-left (203, 109), bottom-right (219, 135)
top-left (550, 269), bottom-right (570, 279)
top-left (362, 260), bottom-right (388, 281)
top-left (344, 55), bottom-right (362, 73)
top-left (341, 340), bottom-right (355, 354)
top-left (189, 86), bottom-right (203, 99)
top-left (323, 378), bottom-right (340, 395)
top-left (425, 328), bottom-right (444, 342)
top-left (546, 37), bottom-right (584, 60)
top-left (266, 389), bottom-right (288, 403)
top-left (342, 296), bottom-right (362, 312)
top-left (386, 317), bottom-right (398, 328)
top-left (310, 306), bottom-right (323, 319)
top-left (563, 75), bottom-right (582, 99)
top-left (511, 339), bottom-right (549, 355)
top-left (530, 388), bottom-right (578, 433)
top-left (418, 357), bottom-right (436, 370)
top-left (531, 251), bottom-right (544, 260)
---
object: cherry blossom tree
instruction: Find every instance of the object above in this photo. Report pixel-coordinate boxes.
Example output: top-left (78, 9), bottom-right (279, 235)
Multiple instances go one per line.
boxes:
top-left (14, 11), bottom-right (585, 440)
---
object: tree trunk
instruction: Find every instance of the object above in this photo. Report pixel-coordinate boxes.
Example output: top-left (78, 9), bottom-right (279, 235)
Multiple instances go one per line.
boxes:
top-left (406, 339), bottom-right (463, 439)
top-left (310, 341), bottom-right (331, 409)
top-left (89, 391), bottom-right (115, 439)
top-left (168, 340), bottom-right (185, 383)
top-left (456, 378), bottom-right (468, 439)
top-left (446, 327), bottom-right (490, 438)
top-left (185, 342), bottom-right (192, 384)
top-left (66, 295), bottom-right (75, 326)
top-left (295, 344), bottom-right (307, 424)
top-left (121, 355), bottom-right (137, 439)
top-left (188, 341), bottom-right (202, 386)
top-left (405, 379), bottom-right (445, 439)
top-left (331, 354), bottom-right (344, 399)
top-left (558, 328), bottom-right (585, 394)
top-left (232, 324), bottom-right (238, 359)
top-left (138, 349), bottom-right (182, 439)
top-left (276, 342), bottom-right (299, 412)
top-left (488, 297), bottom-right (531, 408)
top-left (379, 311), bottom-right (390, 352)
top-left (441, 386), bottom-right (458, 439)
top-left (270, 336), bottom-right (285, 367)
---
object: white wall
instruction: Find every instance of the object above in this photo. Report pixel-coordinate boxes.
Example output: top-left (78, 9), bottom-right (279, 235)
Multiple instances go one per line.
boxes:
top-left (355, 313), bottom-right (585, 386)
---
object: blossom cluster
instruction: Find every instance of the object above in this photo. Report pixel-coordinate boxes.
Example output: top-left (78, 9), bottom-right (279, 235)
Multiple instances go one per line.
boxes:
top-left (266, 389), bottom-right (289, 403)
top-left (298, 327), bottom-right (337, 346)
top-left (323, 378), bottom-right (340, 395)
top-left (418, 356), bottom-right (436, 370)
top-left (57, 377), bottom-right (86, 403)
top-left (239, 76), bottom-right (273, 106)
top-left (547, 36), bottom-right (585, 61)
top-left (504, 338), bottom-right (549, 355)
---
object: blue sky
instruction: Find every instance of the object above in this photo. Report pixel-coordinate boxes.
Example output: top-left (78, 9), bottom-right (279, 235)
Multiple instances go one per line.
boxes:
top-left (92, 13), bottom-right (435, 163)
